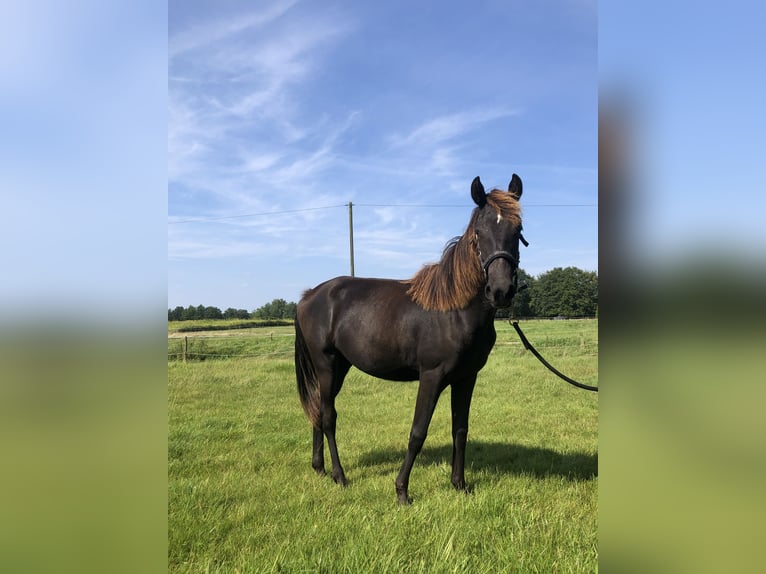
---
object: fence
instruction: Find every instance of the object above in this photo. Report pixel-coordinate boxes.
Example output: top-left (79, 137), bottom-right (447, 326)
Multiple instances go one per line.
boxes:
top-left (167, 318), bottom-right (597, 362)
top-left (167, 331), bottom-right (296, 362)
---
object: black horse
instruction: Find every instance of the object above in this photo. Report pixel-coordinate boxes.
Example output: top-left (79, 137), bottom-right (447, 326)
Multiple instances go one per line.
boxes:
top-left (295, 175), bottom-right (524, 504)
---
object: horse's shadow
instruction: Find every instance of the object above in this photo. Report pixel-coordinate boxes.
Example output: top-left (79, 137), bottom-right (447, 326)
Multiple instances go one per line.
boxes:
top-left (357, 441), bottom-right (597, 483)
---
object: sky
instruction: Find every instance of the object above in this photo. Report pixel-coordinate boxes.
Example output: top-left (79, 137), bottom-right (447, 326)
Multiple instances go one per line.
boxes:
top-left (599, 2), bottom-right (766, 269)
top-left (0, 1), bottom-right (166, 321)
top-left (168, 0), bottom-right (598, 311)
top-left (2, 0), bottom-right (761, 320)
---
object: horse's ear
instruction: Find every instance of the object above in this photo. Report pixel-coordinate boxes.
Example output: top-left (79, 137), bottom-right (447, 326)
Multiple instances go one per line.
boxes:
top-left (471, 176), bottom-right (487, 207)
top-left (508, 173), bottom-right (523, 200)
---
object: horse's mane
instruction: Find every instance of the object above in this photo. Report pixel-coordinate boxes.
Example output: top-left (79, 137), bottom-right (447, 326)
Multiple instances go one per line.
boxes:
top-left (404, 190), bottom-right (521, 311)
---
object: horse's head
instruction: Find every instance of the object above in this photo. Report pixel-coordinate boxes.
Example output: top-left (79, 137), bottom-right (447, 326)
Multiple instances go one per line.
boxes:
top-left (470, 174), bottom-right (525, 308)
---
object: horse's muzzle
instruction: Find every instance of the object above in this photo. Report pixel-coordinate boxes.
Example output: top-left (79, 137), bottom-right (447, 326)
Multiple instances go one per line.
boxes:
top-left (482, 250), bottom-right (518, 308)
top-left (485, 283), bottom-right (515, 308)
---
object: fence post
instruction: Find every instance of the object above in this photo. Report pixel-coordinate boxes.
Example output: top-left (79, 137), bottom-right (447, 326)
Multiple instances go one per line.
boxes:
top-left (183, 336), bottom-right (188, 363)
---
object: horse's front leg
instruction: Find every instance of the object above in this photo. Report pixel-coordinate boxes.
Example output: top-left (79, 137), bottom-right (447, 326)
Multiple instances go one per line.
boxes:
top-left (450, 375), bottom-right (477, 491)
top-left (395, 372), bottom-right (444, 505)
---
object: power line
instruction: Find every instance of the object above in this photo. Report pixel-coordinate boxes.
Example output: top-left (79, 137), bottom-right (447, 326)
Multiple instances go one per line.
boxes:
top-left (168, 204), bottom-right (347, 224)
top-left (356, 203), bottom-right (596, 208)
top-left (354, 203), bottom-right (466, 208)
top-left (168, 201), bottom-right (596, 224)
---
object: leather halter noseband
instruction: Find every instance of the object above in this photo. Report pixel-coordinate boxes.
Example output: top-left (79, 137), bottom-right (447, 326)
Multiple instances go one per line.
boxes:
top-left (481, 250), bottom-right (518, 275)
top-left (480, 232), bottom-right (528, 276)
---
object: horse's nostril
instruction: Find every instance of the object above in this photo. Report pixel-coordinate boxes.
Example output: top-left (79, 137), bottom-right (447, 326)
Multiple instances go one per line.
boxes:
top-left (485, 286), bottom-right (508, 306)
top-left (484, 284), bottom-right (515, 308)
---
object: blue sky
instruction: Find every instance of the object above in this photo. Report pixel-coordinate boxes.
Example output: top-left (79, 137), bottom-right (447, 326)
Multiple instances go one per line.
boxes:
top-left (0, 1), bottom-right (166, 321)
top-left (168, 0), bottom-right (597, 310)
top-left (600, 2), bottom-right (766, 269)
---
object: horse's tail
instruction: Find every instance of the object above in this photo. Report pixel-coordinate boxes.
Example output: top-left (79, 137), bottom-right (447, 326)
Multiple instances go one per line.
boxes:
top-left (294, 315), bottom-right (321, 428)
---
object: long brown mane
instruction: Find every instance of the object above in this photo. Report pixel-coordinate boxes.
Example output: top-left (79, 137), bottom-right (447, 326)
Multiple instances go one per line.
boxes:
top-left (404, 190), bottom-right (521, 311)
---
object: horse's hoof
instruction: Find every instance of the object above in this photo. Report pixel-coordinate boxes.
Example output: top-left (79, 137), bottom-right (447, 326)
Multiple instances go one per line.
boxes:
top-left (313, 467), bottom-right (326, 476)
top-left (333, 474), bottom-right (348, 487)
top-left (453, 481), bottom-right (473, 492)
top-left (396, 490), bottom-right (412, 505)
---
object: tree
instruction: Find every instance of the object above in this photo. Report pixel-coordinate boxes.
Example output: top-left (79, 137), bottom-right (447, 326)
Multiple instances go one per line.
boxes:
top-left (168, 306), bottom-right (184, 321)
top-left (530, 267), bottom-right (598, 317)
top-left (182, 305), bottom-right (200, 320)
top-left (168, 304), bottom-right (248, 321)
top-left (223, 307), bottom-right (251, 320)
top-left (252, 298), bottom-right (298, 320)
top-left (513, 268), bottom-right (535, 318)
top-left (203, 306), bottom-right (223, 319)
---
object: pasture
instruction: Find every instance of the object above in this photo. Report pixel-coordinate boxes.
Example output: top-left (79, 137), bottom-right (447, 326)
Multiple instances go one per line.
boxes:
top-left (168, 319), bottom-right (598, 573)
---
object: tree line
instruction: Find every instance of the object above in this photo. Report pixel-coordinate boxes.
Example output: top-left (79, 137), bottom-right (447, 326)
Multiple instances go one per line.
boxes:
top-left (168, 267), bottom-right (597, 321)
top-left (168, 299), bottom-right (297, 321)
top-left (497, 266), bottom-right (598, 319)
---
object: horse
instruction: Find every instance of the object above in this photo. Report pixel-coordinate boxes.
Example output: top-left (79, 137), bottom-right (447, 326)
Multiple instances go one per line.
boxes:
top-left (295, 175), bottom-right (524, 504)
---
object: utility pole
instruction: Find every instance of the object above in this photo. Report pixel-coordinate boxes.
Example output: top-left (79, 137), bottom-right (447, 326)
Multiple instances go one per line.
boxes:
top-left (348, 201), bottom-right (355, 276)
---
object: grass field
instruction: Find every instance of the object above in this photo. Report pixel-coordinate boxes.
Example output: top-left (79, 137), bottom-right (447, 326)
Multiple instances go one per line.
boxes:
top-left (168, 319), bottom-right (598, 573)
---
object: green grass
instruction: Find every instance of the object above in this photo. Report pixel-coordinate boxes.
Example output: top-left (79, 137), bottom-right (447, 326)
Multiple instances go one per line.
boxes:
top-left (168, 325), bottom-right (295, 361)
top-left (169, 319), bottom-right (598, 573)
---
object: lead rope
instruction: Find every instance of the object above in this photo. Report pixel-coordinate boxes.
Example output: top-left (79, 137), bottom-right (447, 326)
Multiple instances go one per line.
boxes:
top-left (509, 232), bottom-right (597, 392)
top-left (510, 318), bottom-right (598, 392)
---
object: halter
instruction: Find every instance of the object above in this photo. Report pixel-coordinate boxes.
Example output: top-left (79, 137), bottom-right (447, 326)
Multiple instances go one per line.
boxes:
top-left (480, 233), bottom-right (528, 276)
top-left (481, 250), bottom-right (518, 275)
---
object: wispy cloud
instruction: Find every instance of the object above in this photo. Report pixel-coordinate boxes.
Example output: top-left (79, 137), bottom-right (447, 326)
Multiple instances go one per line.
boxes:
top-left (237, 151), bottom-right (284, 174)
top-left (168, 211), bottom-right (349, 261)
top-left (168, 1), bottom-right (298, 60)
top-left (391, 107), bottom-right (519, 148)
top-left (168, 1), bottom-right (356, 248)
top-left (381, 107), bottom-right (520, 180)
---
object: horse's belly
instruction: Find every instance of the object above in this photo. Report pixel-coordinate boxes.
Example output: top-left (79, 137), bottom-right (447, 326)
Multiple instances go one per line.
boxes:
top-left (356, 363), bottom-right (419, 382)
top-left (340, 342), bottom-right (419, 381)
top-left (333, 311), bottom-right (420, 381)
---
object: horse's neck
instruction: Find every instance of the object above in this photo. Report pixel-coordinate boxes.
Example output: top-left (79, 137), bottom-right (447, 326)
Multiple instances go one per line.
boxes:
top-left (459, 293), bottom-right (498, 328)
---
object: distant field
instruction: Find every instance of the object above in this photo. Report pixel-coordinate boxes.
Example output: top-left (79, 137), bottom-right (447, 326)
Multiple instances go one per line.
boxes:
top-left (168, 318), bottom-right (292, 335)
top-left (168, 318), bottom-right (598, 573)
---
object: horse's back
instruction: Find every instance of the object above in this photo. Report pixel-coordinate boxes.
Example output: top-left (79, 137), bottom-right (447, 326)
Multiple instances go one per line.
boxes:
top-left (299, 276), bottom-right (410, 312)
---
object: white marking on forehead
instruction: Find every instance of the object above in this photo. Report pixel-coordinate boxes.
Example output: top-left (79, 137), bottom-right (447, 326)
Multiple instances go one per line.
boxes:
top-left (496, 213), bottom-right (503, 224)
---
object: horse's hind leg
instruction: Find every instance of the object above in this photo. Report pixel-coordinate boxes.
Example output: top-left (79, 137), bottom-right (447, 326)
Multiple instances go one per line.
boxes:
top-left (318, 355), bottom-right (351, 486)
top-left (321, 396), bottom-right (347, 486)
top-left (312, 427), bottom-right (325, 475)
